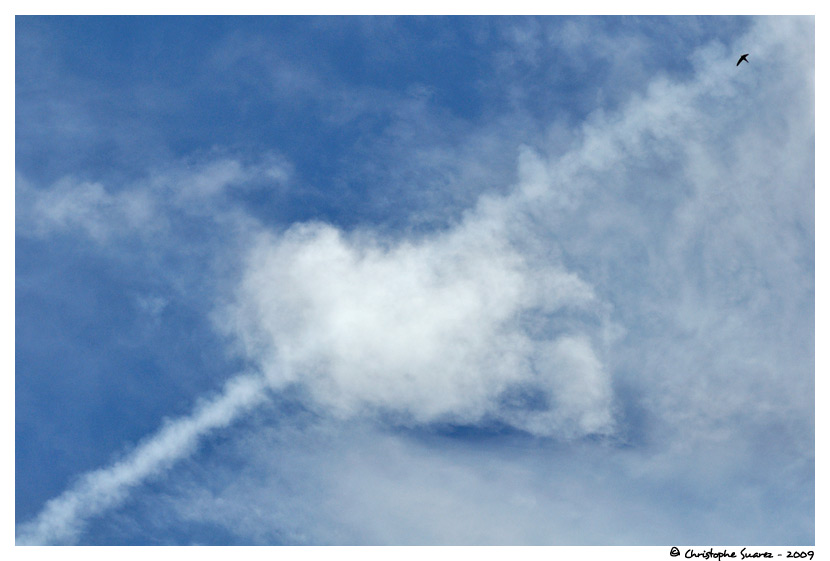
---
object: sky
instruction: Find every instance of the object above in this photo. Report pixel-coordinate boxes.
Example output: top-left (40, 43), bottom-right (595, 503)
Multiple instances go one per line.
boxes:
top-left (14, 15), bottom-right (815, 546)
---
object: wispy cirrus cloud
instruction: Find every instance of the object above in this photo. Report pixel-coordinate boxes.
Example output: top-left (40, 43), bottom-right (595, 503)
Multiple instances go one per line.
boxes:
top-left (16, 154), bottom-right (292, 244)
top-left (15, 373), bottom-right (268, 545)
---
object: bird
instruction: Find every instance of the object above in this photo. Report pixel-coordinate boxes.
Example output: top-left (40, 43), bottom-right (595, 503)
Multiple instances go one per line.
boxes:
top-left (737, 53), bottom-right (749, 66)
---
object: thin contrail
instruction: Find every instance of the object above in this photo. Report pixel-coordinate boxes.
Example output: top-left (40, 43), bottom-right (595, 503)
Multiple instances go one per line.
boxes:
top-left (16, 373), bottom-right (269, 545)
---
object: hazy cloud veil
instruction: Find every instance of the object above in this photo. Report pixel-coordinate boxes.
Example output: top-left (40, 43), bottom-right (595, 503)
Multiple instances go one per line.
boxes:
top-left (16, 15), bottom-right (814, 545)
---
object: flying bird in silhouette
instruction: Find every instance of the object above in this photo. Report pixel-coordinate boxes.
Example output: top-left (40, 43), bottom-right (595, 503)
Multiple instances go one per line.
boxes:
top-left (737, 53), bottom-right (749, 66)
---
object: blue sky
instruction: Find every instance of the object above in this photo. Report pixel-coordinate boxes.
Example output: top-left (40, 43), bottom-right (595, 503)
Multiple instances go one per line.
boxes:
top-left (15, 15), bottom-right (814, 545)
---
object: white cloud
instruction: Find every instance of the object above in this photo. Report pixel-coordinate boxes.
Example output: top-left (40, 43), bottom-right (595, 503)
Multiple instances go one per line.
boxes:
top-left (502, 16), bottom-right (815, 451)
top-left (17, 174), bottom-right (159, 243)
top-left (16, 154), bottom-right (293, 244)
top-left (155, 416), bottom-right (811, 545)
top-left (15, 373), bottom-right (268, 545)
top-left (225, 214), bottom-right (613, 436)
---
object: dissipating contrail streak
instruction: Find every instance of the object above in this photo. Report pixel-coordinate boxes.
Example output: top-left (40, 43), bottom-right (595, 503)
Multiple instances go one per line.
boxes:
top-left (16, 372), bottom-right (269, 545)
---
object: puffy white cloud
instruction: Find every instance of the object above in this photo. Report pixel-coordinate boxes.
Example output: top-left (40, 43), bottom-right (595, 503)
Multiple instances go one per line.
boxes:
top-left (225, 212), bottom-right (613, 437)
